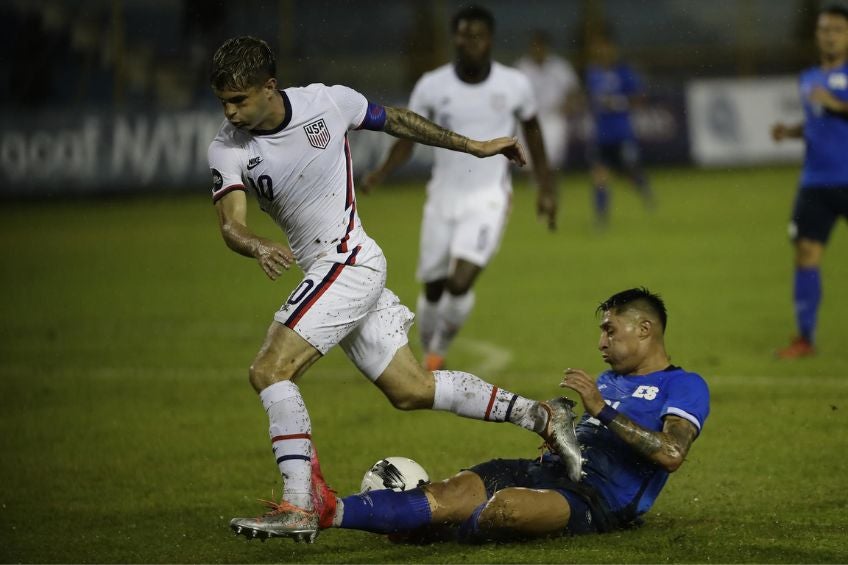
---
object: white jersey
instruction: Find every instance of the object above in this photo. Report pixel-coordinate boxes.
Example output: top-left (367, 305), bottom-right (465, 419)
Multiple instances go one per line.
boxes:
top-left (208, 84), bottom-right (371, 270)
top-left (407, 62), bottom-right (536, 201)
top-left (514, 54), bottom-right (578, 121)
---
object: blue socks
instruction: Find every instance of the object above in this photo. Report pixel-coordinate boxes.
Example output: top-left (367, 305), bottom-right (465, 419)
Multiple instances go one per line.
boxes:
top-left (593, 185), bottom-right (609, 221)
top-left (339, 489), bottom-right (432, 534)
top-left (794, 267), bottom-right (821, 343)
top-left (457, 501), bottom-right (487, 543)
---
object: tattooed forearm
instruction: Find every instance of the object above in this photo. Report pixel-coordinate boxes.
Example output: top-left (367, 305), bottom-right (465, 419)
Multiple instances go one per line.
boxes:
top-left (384, 106), bottom-right (472, 154)
top-left (607, 414), bottom-right (696, 471)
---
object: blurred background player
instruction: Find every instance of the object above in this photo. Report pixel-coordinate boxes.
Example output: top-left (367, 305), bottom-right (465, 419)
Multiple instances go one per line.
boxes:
top-left (514, 29), bottom-right (580, 171)
top-left (317, 288), bottom-right (709, 543)
top-left (207, 36), bottom-right (581, 542)
top-left (362, 5), bottom-right (557, 371)
top-left (584, 33), bottom-right (654, 227)
top-left (771, 4), bottom-right (848, 359)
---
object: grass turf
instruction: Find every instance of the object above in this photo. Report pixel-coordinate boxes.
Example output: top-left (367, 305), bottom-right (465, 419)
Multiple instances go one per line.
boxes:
top-left (1, 165), bottom-right (846, 563)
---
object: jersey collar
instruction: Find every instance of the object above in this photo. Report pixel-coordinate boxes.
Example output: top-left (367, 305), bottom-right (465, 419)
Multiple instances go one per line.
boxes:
top-left (251, 90), bottom-right (293, 136)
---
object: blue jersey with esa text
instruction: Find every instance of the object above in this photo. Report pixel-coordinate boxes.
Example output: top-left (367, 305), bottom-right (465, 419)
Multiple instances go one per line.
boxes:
top-left (577, 366), bottom-right (710, 519)
top-left (585, 63), bottom-right (641, 144)
top-left (799, 63), bottom-right (848, 188)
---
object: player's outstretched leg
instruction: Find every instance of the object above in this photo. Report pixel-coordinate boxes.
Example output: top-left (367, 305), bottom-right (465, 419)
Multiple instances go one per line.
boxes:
top-left (374, 349), bottom-right (584, 482)
top-left (433, 373), bottom-right (582, 481)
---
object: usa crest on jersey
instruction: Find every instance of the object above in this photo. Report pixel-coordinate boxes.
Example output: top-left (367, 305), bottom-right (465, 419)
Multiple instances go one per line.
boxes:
top-left (304, 118), bottom-right (331, 149)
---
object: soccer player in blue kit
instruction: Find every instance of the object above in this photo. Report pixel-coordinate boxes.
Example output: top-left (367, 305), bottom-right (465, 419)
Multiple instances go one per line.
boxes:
top-left (584, 34), bottom-right (654, 227)
top-left (316, 288), bottom-right (710, 542)
top-left (771, 5), bottom-right (848, 358)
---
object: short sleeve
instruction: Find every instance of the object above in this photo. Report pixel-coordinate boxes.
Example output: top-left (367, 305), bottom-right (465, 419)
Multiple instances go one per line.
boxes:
top-left (661, 372), bottom-right (710, 434)
top-left (513, 71), bottom-right (538, 122)
top-left (208, 138), bottom-right (246, 203)
top-left (407, 75), bottom-right (432, 119)
top-left (326, 84), bottom-right (369, 130)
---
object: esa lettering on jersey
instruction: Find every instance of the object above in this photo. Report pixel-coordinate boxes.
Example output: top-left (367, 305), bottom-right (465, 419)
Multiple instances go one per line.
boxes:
top-left (828, 72), bottom-right (847, 90)
top-left (632, 386), bottom-right (659, 400)
top-left (304, 118), bottom-right (331, 149)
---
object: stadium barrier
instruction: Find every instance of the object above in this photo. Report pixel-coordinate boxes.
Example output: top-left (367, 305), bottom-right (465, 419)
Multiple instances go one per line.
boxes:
top-left (686, 75), bottom-right (804, 167)
top-left (1, 78), bottom-right (802, 196)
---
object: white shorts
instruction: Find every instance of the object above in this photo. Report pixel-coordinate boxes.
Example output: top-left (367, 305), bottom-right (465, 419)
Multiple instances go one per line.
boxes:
top-left (416, 191), bottom-right (511, 283)
top-left (518, 115), bottom-right (568, 169)
top-left (274, 239), bottom-right (414, 380)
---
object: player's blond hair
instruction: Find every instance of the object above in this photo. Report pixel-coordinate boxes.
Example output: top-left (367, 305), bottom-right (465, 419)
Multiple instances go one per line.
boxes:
top-left (210, 36), bottom-right (276, 91)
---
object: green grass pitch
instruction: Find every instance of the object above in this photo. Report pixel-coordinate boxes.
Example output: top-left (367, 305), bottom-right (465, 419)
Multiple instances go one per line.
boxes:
top-left (1, 165), bottom-right (846, 563)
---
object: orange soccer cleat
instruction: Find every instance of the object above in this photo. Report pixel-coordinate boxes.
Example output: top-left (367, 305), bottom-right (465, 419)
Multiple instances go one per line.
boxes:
top-left (424, 353), bottom-right (445, 371)
top-left (310, 446), bottom-right (337, 529)
top-left (775, 336), bottom-right (816, 359)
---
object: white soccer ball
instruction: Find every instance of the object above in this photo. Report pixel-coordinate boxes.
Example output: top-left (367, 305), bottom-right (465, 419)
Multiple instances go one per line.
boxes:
top-left (360, 457), bottom-right (430, 493)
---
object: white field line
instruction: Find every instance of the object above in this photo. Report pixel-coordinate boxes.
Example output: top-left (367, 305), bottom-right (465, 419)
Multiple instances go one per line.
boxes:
top-left (460, 338), bottom-right (514, 376)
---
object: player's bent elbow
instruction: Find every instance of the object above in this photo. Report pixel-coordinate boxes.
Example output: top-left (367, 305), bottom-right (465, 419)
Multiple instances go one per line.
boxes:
top-left (659, 455), bottom-right (684, 473)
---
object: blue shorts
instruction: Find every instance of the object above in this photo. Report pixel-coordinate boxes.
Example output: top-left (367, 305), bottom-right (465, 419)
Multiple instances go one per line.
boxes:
top-left (587, 140), bottom-right (642, 172)
top-left (467, 457), bottom-right (616, 535)
top-left (791, 186), bottom-right (848, 244)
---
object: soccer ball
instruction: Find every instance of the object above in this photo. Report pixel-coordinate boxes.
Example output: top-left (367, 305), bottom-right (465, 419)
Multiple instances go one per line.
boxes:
top-left (360, 457), bottom-right (430, 493)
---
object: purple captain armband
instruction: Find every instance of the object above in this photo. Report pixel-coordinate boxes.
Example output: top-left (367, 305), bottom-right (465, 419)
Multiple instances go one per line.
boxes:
top-left (597, 404), bottom-right (620, 426)
top-left (358, 102), bottom-right (387, 131)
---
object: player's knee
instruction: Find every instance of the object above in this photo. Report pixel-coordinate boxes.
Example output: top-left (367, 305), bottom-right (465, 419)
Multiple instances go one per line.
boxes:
top-left (248, 359), bottom-right (295, 392)
top-left (424, 280), bottom-right (446, 302)
top-left (477, 492), bottom-right (521, 529)
top-left (795, 239), bottom-right (823, 267)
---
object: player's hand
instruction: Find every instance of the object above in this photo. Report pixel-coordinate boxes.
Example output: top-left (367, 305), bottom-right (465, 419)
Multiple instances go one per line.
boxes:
top-left (468, 137), bottom-right (527, 167)
top-left (771, 122), bottom-right (788, 142)
top-left (559, 368), bottom-right (605, 417)
top-left (360, 169), bottom-right (386, 195)
top-left (537, 189), bottom-right (557, 231)
top-left (254, 238), bottom-right (294, 280)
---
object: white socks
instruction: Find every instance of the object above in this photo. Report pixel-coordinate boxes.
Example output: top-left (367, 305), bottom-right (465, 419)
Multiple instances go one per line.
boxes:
top-left (416, 293), bottom-right (440, 353)
top-left (260, 380), bottom-right (313, 510)
top-left (432, 370), bottom-right (546, 431)
top-left (428, 291), bottom-right (475, 356)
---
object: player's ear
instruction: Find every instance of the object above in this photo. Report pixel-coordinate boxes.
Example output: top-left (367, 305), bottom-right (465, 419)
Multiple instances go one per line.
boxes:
top-left (262, 77), bottom-right (278, 94)
top-left (638, 318), bottom-right (653, 339)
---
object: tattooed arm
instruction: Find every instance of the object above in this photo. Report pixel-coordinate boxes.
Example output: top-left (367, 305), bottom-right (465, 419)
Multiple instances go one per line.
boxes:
top-left (383, 106), bottom-right (526, 165)
top-left (606, 413), bottom-right (697, 472)
top-left (560, 368), bottom-right (698, 472)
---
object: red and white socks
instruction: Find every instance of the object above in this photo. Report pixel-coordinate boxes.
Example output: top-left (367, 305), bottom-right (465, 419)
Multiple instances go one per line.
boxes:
top-left (259, 380), bottom-right (313, 510)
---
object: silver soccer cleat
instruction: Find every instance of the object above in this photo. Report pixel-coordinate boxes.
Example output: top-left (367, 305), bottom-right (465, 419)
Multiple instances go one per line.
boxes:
top-left (229, 500), bottom-right (320, 543)
top-left (540, 397), bottom-right (584, 483)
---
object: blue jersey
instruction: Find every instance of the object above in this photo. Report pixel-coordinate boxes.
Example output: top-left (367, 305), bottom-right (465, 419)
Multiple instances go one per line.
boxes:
top-left (799, 63), bottom-right (848, 188)
top-left (585, 63), bottom-right (641, 144)
top-left (577, 365), bottom-right (710, 519)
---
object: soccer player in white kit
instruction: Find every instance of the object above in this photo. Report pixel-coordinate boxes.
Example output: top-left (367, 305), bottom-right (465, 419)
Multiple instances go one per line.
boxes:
top-left (207, 36), bottom-right (580, 543)
top-left (515, 30), bottom-right (580, 170)
top-left (363, 6), bottom-right (558, 372)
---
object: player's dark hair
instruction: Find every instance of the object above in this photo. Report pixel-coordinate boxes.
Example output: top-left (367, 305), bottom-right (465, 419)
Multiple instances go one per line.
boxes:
top-left (451, 5), bottom-right (495, 33)
top-left (598, 287), bottom-right (668, 332)
top-left (210, 36), bottom-right (276, 91)
top-left (821, 4), bottom-right (848, 21)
